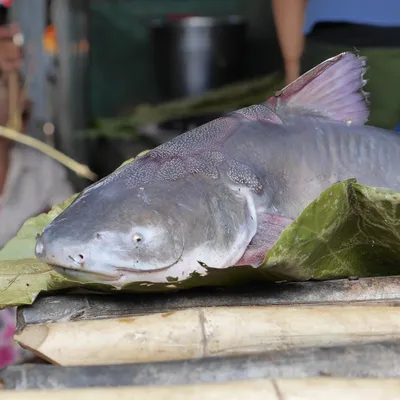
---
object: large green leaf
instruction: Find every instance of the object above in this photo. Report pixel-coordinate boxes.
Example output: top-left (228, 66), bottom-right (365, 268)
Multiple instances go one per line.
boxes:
top-left (1, 177), bottom-right (400, 309)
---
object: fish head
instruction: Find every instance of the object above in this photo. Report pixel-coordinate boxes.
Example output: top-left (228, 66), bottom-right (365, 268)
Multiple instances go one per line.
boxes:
top-left (35, 178), bottom-right (184, 284)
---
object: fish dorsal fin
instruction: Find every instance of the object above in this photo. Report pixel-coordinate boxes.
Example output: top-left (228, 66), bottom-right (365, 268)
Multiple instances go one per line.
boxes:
top-left (267, 52), bottom-right (369, 125)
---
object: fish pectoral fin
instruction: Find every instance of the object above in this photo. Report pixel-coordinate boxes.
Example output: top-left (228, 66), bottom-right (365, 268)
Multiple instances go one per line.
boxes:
top-left (267, 51), bottom-right (369, 125)
top-left (235, 213), bottom-right (294, 267)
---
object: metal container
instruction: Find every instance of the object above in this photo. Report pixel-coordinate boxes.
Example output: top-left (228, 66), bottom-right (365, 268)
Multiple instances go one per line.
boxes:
top-left (151, 15), bottom-right (248, 101)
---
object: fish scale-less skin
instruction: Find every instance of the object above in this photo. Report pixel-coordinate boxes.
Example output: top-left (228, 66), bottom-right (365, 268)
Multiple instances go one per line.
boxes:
top-left (37, 174), bottom-right (259, 284)
top-left (34, 108), bottom-right (269, 283)
top-left (35, 52), bottom-right (400, 286)
top-left (237, 103), bottom-right (284, 124)
top-left (186, 154), bottom-right (222, 179)
top-left (150, 116), bottom-right (239, 158)
top-left (256, 116), bottom-right (400, 217)
top-left (92, 110), bottom-right (270, 193)
top-left (81, 110), bottom-right (269, 194)
top-left (36, 105), bottom-right (400, 285)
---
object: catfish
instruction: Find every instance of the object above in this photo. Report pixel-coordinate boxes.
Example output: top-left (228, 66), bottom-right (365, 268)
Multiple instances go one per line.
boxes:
top-left (35, 52), bottom-right (400, 286)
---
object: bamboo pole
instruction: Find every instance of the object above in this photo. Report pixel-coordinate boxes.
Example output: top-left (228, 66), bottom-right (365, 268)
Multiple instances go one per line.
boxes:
top-left (14, 304), bottom-right (400, 366)
top-left (2, 342), bottom-right (400, 390)
top-left (17, 276), bottom-right (400, 327)
top-left (0, 124), bottom-right (97, 180)
top-left (1, 68), bottom-right (96, 181)
top-left (2, 378), bottom-right (400, 400)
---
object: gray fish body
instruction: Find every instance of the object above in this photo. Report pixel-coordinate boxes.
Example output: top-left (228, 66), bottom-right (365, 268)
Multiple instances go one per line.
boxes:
top-left (35, 52), bottom-right (400, 285)
top-left (35, 112), bottom-right (266, 284)
top-left (237, 111), bottom-right (400, 218)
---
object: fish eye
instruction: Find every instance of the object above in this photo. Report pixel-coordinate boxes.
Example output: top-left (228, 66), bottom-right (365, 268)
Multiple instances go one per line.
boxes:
top-left (133, 233), bottom-right (144, 243)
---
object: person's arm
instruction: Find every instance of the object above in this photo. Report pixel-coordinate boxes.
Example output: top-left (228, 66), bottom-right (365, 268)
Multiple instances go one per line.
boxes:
top-left (272, 0), bottom-right (308, 84)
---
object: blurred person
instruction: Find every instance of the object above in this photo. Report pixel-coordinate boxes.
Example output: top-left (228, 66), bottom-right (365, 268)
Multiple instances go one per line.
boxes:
top-left (0, 23), bottom-right (74, 249)
top-left (0, 23), bottom-right (74, 367)
top-left (272, 0), bottom-right (400, 130)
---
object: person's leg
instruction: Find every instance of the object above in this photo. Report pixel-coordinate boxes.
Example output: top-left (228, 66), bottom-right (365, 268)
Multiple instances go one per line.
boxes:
top-left (302, 40), bottom-right (400, 130)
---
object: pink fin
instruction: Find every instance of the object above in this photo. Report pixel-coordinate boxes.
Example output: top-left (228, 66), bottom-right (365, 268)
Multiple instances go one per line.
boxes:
top-left (267, 52), bottom-right (369, 125)
top-left (235, 213), bottom-right (294, 267)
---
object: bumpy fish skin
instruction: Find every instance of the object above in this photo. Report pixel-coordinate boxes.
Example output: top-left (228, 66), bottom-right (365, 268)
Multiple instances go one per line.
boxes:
top-left (35, 52), bottom-right (400, 286)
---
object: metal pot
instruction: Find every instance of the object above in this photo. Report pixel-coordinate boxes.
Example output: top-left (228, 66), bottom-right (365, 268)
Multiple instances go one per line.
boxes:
top-left (150, 15), bottom-right (248, 101)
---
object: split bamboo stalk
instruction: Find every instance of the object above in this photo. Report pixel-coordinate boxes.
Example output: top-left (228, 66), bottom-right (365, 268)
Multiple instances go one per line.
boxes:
top-left (2, 378), bottom-right (400, 400)
top-left (14, 304), bottom-right (400, 366)
top-left (0, 124), bottom-right (97, 180)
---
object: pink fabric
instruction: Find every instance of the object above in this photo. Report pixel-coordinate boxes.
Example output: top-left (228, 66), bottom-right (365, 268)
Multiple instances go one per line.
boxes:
top-left (0, 307), bottom-right (23, 367)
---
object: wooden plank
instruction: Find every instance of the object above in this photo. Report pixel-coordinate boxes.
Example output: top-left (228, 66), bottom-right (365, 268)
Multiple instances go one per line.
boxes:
top-left (16, 275), bottom-right (400, 328)
top-left (2, 341), bottom-right (400, 390)
top-left (14, 304), bottom-right (400, 366)
top-left (2, 378), bottom-right (400, 400)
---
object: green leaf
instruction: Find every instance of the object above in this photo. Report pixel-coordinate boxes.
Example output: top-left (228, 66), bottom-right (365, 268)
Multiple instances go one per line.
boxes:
top-left (0, 259), bottom-right (78, 308)
top-left (263, 179), bottom-right (400, 281)
top-left (2, 177), bottom-right (400, 310)
top-left (0, 194), bottom-right (79, 262)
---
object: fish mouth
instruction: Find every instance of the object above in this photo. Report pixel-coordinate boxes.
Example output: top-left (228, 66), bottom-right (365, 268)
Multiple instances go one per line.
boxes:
top-left (115, 238), bottom-right (185, 274)
top-left (50, 252), bottom-right (183, 281)
top-left (115, 256), bottom-right (182, 274)
top-left (49, 239), bottom-right (184, 281)
top-left (51, 265), bottom-right (120, 282)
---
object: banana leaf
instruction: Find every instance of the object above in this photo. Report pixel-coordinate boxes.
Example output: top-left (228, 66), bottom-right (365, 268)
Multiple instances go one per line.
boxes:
top-left (1, 174), bottom-right (400, 309)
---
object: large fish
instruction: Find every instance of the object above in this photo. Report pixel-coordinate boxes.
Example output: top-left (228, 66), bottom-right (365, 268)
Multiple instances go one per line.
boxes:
top-left (35, 52), bottom-right (400, 286)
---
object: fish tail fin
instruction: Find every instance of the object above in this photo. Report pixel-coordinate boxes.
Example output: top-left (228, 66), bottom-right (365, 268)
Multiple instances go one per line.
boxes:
top-left (267, 51), bottom-right (369, 125)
